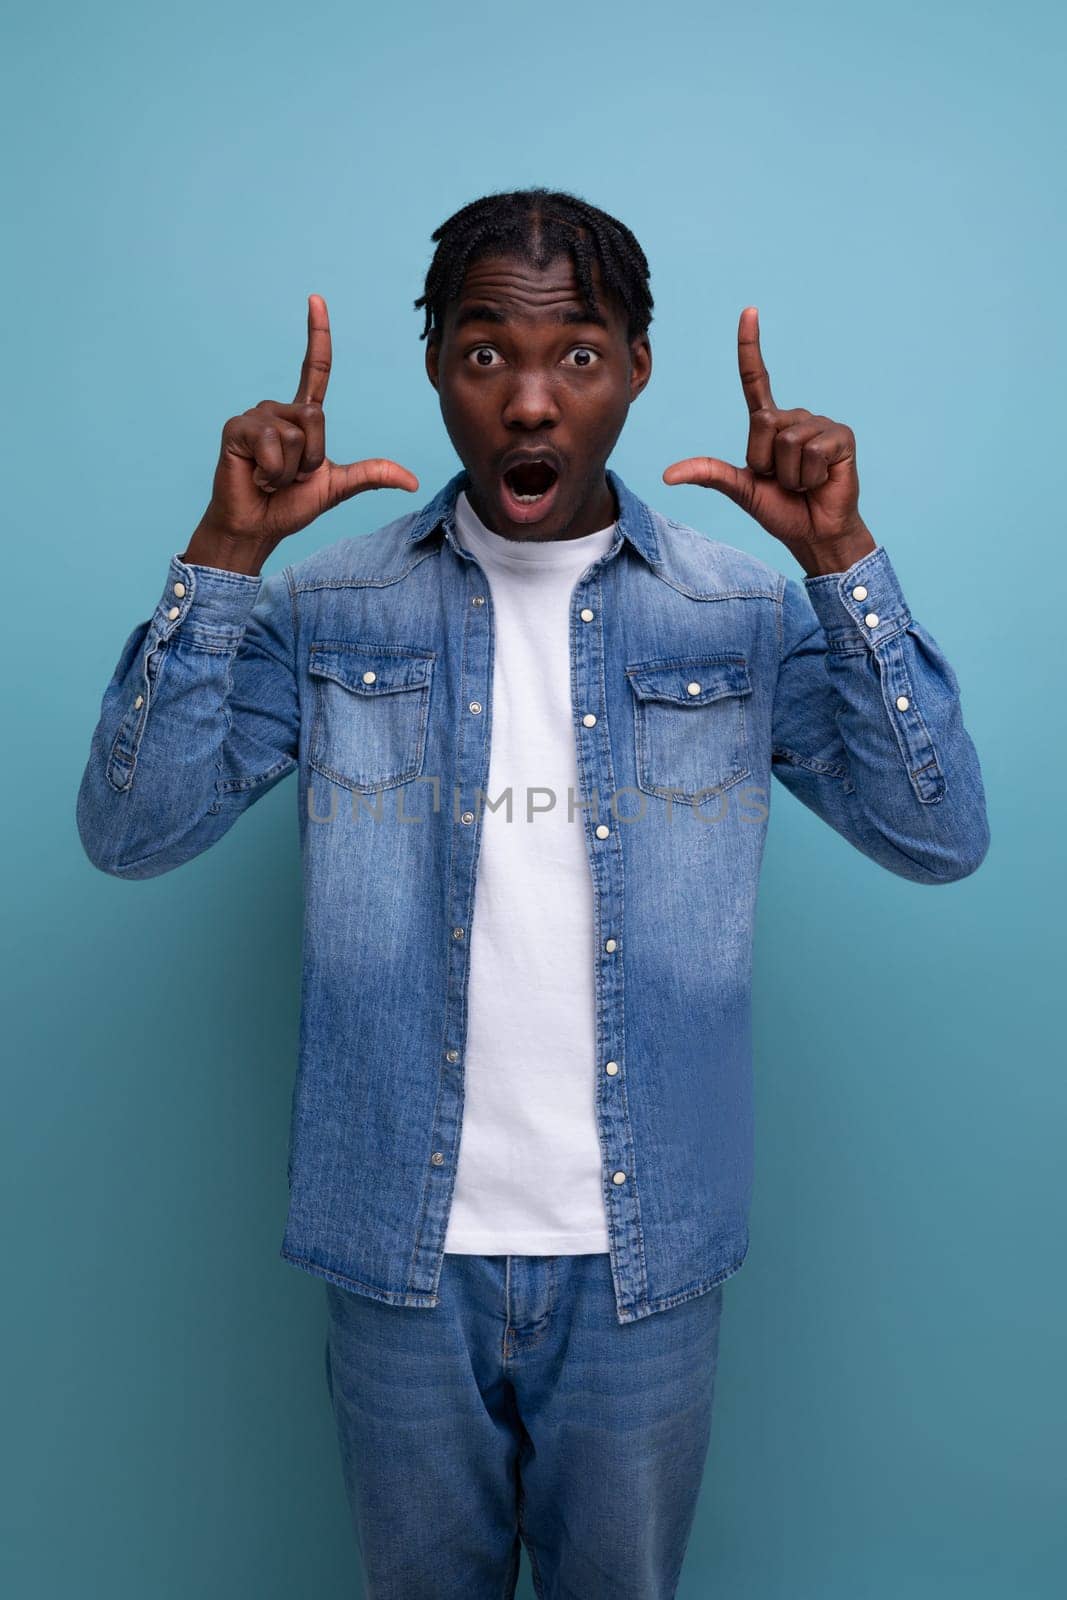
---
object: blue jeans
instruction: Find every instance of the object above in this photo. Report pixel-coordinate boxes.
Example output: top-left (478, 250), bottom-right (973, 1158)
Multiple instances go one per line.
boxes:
top-left (323, 1252), bottom-right (726, 1598)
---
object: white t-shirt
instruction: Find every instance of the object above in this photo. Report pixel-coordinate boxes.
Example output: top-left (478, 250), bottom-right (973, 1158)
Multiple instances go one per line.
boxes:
top-left (441, 487), bottom-right (616, 1255)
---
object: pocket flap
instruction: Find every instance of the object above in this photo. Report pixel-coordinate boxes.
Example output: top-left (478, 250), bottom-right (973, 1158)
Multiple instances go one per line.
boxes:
top-left (308, 642), bottom-right (435, 695)
top-left (625, 655), bottom-right (751, 707)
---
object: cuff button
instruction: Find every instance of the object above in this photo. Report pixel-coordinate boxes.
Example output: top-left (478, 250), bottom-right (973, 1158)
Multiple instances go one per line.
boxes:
top-left (851, 584), bottom-right (868, 601)
top-left (864, 612), bottom-right (879, 628)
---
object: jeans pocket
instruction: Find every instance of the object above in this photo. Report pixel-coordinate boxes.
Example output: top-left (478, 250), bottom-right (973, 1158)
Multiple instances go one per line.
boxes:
top-left (308, 640), bottom-right (436, 793)
top-left (627, 654), bottom-right (752, 804)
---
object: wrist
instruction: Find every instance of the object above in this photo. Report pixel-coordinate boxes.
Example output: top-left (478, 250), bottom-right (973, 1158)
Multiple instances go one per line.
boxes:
top-left (180, 520), bottom-right (276, 577)
top-left (792, 521), bottom-right (877, 578)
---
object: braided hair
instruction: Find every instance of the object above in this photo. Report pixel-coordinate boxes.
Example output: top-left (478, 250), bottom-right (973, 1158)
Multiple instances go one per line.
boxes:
top-left (414, 187), bottom-right (653, 345)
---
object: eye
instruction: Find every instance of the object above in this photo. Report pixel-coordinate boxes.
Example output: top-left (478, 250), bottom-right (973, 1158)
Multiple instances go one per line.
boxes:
top-left (563, 347), bottom-right (600, 368)
top-left (465, 344), bottom-right (602, 370)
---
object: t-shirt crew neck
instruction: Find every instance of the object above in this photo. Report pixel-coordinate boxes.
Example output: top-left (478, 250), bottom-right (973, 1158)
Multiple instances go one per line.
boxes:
top-left (453, 487), bottom-right (618, 569)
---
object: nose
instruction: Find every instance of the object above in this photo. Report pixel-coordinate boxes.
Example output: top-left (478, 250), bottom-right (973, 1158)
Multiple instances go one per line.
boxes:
top-left (501, 371), bottom-right (562, 431)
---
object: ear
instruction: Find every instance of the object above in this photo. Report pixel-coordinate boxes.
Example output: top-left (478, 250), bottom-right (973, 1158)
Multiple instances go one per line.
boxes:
top-left (425, 334), bottom-right (440, 393)
top-left (629, 334), bottom-right (652, 402)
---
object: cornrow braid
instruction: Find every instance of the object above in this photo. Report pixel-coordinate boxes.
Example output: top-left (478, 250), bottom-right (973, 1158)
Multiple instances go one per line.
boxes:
top-left (414, 187), bottom-right (653, 344)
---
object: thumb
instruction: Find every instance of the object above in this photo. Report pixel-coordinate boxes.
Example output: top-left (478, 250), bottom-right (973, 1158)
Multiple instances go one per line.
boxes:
top-left (662, 457), bottom-right (752, 506)
top-left (327, 457), bottom-right (420, 507)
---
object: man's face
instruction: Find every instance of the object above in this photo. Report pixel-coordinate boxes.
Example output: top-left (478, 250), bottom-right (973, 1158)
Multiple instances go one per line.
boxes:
top-left (425, 250), bottom-right (652, 539)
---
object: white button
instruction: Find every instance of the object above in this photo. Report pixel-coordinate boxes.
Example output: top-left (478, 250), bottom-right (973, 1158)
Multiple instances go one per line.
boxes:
top-left (612, 1171), bottom-right (627, 1185)
top-left (472, 595), bottom-right (485, 606)
top-left (362, 670), bottom-right (376, 684)
top-left (172, 581), bottom-right (186, 598)
top-left (133, 695), bottom-right (144, 710)
top-left (605, 1060), bottom-right (620, 1076)
top-left (580, 607), bottom-right (594, 622)
top-left (595, 824), bottom-right (610, 839)
top-left (469, 701), bottom-right (482, 714)
top-left (460, 811), bottom-right (474, 824)
top-left (851, 584), bottom-right (868, 601)
top-left (686, 681), bottom-right (701, 696)
top-left (582, 713), bottom-right (597, 727)
top-left (604, 938), bottom-right (617, 953)
top-left (431, 1151), bottom-right (445, 1166)
top-left (896, 695), bottom-right (910, 711)
top-left (864, 612), bottom-right (879, 628)
top-left (452, 927), bottom-right (465, 940)
top-left (445, 1049), bottom-right (459, 1062)
top-left (167, 606), bottom-right (180, 620)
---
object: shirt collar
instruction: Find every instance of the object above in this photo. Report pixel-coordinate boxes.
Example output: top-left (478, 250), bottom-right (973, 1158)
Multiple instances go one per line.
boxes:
top-left (405, 466), bottom-right (662, 570)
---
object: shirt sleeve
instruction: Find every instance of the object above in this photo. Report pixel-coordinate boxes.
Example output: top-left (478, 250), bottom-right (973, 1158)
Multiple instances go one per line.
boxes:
top-left (770, 543), bottom-right (990, 883)
top-left (75, 551), bottom-right (300, 878)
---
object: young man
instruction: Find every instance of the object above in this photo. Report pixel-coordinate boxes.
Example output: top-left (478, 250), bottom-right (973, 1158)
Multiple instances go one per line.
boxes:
top-left (76, 187), bottom-right (990, 1599)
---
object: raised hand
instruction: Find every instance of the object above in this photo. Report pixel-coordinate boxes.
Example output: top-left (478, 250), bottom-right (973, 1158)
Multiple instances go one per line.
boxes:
top-left (662, 308), bottom-right (874, 571)
top-left (187, 294), bottom-right (419, 569)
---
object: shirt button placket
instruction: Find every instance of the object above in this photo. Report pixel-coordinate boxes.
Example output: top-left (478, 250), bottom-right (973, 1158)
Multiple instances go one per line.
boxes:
top-left (574, 573), bottom-right (637, 1280)
top-left (439, 567), bottom-right (490, 1216)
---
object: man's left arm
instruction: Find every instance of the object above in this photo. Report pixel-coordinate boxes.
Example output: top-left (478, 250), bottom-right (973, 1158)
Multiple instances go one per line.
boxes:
top-left (662, 304), bottom-right (990, 882)
top-left (771, 541), bottom-right (989, 883)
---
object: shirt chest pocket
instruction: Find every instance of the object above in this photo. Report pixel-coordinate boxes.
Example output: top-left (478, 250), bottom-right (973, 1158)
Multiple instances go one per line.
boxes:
top-left (625, 654), bottom-right (752, 804)
top-left (307, 641), bottom-right (436, 792)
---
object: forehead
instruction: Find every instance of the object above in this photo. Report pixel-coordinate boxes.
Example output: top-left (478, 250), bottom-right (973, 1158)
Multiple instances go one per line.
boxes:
top-left (445, 251), bottom-right (626, 335)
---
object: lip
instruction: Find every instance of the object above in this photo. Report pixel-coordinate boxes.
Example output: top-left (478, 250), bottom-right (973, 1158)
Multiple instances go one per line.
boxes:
top-left (498, 444), bottom-right (565, 478)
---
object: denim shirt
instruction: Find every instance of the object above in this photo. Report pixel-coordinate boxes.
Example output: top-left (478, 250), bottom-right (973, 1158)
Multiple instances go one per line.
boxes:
top-left (76, 467), bottom-right (990, 1324)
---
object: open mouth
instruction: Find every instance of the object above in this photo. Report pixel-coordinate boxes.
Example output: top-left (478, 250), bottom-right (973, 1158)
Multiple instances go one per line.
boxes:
top-left (498, 457), bottom-right (562, 524)
top-left (502, 458), bottom-right (559, 503)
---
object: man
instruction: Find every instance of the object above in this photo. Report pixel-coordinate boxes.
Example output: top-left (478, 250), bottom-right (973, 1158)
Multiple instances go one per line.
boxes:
top-left (76, 186), bottom-right (990, 1599)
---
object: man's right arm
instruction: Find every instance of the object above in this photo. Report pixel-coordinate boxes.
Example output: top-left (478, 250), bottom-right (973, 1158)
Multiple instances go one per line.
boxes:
top-left (76, 290), bottom-right (422, 878)
top-left (75, 548), bottom-right (300, 879)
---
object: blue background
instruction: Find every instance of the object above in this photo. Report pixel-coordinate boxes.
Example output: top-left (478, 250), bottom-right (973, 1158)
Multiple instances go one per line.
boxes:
top-left (3, 0), bottom-right (1063, 1594)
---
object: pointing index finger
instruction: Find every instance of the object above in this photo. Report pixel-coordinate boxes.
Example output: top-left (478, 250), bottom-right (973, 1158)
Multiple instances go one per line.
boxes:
top-left (295, 293), bottom-right (332, 406)
top-left (737, 306), bottom-right (776, 415)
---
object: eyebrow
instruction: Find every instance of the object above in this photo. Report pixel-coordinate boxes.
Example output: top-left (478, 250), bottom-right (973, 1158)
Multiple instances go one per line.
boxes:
top-left (451, 302), bottom-right (610, 332)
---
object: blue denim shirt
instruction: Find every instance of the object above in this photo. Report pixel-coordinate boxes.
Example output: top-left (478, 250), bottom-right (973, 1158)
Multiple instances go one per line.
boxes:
top-left (76, 467), bottom-right (990, 1324)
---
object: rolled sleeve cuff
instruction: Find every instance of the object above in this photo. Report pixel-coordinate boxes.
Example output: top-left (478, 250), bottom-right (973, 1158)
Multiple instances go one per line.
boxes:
top-left (803, 544), bottom-right (911, 651)
top-left (151, 552), bottom-right (264, 645)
